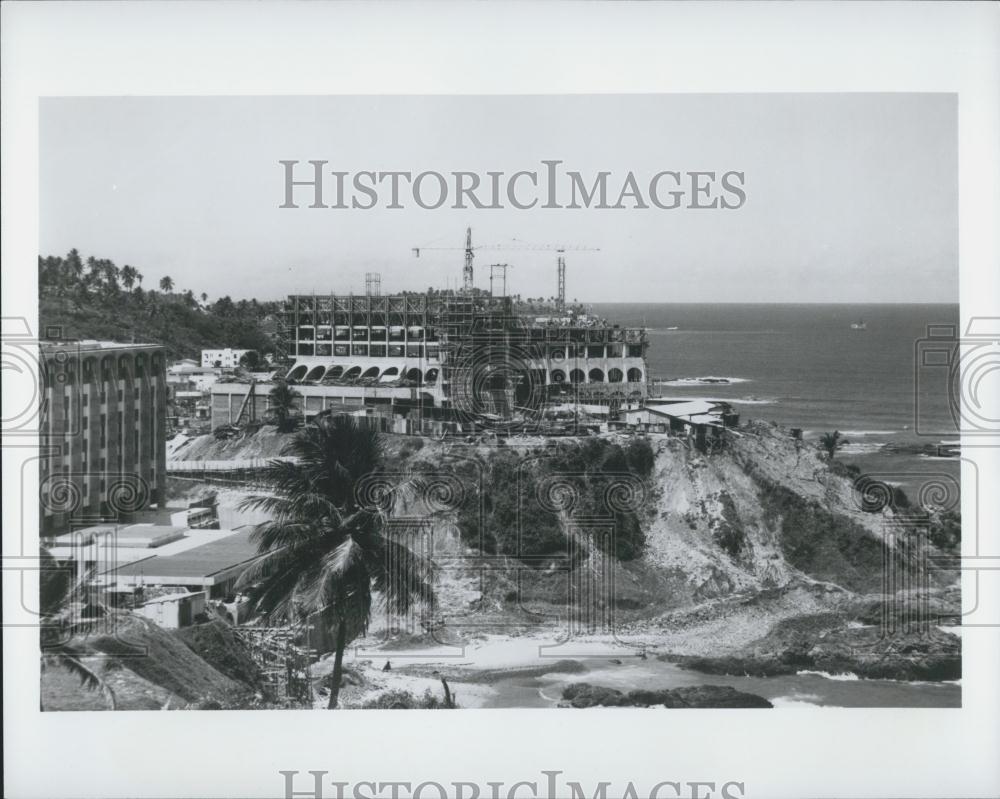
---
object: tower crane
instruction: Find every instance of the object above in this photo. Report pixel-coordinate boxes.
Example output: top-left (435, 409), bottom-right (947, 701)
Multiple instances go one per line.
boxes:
top-left (412, 227), bottom-right (599, 307)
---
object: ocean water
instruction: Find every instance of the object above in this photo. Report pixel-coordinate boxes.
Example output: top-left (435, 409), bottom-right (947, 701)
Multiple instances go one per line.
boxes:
top-left (591, 303), bottom-right (963, 498)
top-left (484, 658), bottom-right (960, 709)
top-left (539, 304), bottom-right (963, 709)
top-left (592, 303), bottom-right (960, 444)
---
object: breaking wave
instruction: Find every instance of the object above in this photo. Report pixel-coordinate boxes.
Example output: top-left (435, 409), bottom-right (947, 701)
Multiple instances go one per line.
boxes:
top-left (796, 670), bottom-right (860, 681)
top-left (770, 694), bottom-right (823, 707)
top-left (655, 376), bottom-right (751, 387)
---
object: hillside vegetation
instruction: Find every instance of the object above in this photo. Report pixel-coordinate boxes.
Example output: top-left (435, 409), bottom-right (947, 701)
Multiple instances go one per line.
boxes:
top-left (39, 250), bottom-right (279, 359)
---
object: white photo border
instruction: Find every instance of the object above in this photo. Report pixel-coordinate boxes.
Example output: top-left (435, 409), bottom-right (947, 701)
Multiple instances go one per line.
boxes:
top-left (3, 3), bottom-right (998, 798)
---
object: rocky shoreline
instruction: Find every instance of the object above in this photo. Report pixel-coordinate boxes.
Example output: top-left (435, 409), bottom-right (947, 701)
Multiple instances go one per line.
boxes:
top-left (666, 611), bottom-right (961, 682)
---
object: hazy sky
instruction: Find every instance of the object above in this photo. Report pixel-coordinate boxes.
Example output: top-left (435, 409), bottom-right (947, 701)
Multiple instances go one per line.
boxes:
top-left (40, 94), bottom-right (957, 303)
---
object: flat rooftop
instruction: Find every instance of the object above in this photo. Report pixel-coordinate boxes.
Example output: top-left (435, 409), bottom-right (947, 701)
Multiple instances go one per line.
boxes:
top-left (41, 340), bottom-right (162, 354)
top-left (106, 528), bottom-right (261, 585)
top-left (50, 523), bottom-right (187, 549)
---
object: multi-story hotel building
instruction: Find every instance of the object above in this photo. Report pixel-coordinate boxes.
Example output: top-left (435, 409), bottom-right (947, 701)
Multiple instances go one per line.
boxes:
top-left (211, 292), bottom-right (649, 428)
top-left (40, 341), bottom-right (167, 535)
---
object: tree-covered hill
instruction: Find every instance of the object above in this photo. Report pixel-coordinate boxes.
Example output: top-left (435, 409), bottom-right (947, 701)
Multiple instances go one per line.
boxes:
top-left (39, 250), bottom-right (282, 360)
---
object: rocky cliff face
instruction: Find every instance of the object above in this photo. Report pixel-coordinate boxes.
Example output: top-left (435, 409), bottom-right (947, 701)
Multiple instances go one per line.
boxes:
top-left (639, 421), bottom-right (894, 606)
top-left (381, 422), bottom-right (959, 664)
top-left (168, 423), bottom-right (959, 669)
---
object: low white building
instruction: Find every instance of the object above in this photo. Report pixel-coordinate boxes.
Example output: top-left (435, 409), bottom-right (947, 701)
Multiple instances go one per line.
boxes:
top-left (167, 362), bottom-right (221, 391)
top-left (135, 591), bottom-right (206, 629)
top-left (201, 348), bottom-right (253, 369)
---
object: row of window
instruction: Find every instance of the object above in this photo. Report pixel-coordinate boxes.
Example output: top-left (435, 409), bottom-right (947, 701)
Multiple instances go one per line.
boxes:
top-left (72, 385), bottom-right (153, 407)
top-left (40, 468), bottom-right (157, 499)
top-left (297, 343), bottom-right (438, 359)
top-left (291, 319), bottom-right (646, 345)
top-left (44, 357), bottom-right (164, 389)
top-left (293, 342), bottom-right (645, 360)
top-left (550, 344), bottom-right (644, 359)
top-left (298, 326), bottom-right (437, 343)
top-left (551, 368), bottom-right (644, 384)
top-left (293, 314), bottom-right (428, 328)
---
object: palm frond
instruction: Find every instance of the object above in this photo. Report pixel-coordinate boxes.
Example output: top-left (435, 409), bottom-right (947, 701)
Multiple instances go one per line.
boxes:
top-left (233, 416), bottom-right (430, 650)
top-left (366, 534), bottom-right (436, 615)
top-left (324, 535), bottom-right (364, 580)
top-left (45, 651), bottom-right (117, 710)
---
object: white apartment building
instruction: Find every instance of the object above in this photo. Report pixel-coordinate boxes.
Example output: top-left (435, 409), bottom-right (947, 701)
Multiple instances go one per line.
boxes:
top-left (201, 348), bottom-right (253, 369)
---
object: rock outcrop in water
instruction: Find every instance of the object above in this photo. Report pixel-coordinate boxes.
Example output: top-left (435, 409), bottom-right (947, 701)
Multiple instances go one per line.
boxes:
top-left (670, 612), bottom-right (961, 682)
top-left (561, 682), bottom-right (772, 708)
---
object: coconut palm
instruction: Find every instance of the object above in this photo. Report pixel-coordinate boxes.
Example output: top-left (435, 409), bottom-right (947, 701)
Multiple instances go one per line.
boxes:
top-left (39, 548), bottom-right (117, 709)
top-left (159, 276), bottom-right (174, 293)
top-left (237, 416), bottom-right (433, 708)
top-left (268, 380), bottom-right (301, 432)
top-left (819, 430), bottom-right (848, 459)
top-left (102, 261), bottom-right (121, 296)
top-left (120, 265), bottom-right (137, 291)
top-left (66, 249), bottom-right (85, 284)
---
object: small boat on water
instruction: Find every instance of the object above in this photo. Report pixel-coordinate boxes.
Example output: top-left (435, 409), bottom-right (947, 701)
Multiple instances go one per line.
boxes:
top-left (666, 326), bottom-right (679, 331)
top-left (850, 320), bottom-right (867, 330)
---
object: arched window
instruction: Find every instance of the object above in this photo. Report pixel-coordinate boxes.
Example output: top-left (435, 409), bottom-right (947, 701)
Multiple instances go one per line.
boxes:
top-left (344, 366), bottom-right (362, 380)
top-left (424, 368), bottom-right (439, 384)
top-left (569, 369), bottom-right (585, 384)
top-left (287, 364), bottom-right (308, 381)
top-left (325, 365), bottom-right (344, 380)
top-left (588, 368), bottom-right (605, 383)
top-left (305, 366), bottom-right (326, 381)
top-left (550, 369), bottom-right (566, 384)
top-left (608, 368), bottom-right (623, 383)
top-left (405, 368), bottom-right (422, 385)
top-left (379, 367), bottom-right (399, 382)
top-left (627, 368), bottom-right (643, 383)
top-left (361, 366), bottom-right (380, 379)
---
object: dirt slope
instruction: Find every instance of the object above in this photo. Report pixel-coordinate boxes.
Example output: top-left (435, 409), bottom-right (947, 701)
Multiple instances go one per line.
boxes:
top-left (42, 614), bottom-right (255, 710)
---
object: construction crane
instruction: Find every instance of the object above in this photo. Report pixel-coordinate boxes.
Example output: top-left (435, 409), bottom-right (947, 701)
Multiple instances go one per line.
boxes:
top-left (411, 227), bottom-right (599, 302)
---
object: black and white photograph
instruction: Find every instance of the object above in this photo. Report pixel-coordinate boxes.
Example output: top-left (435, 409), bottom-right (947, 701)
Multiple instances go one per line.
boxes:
top-left (34, 93), bottom-right (964, 712)
top-left (4, 4), bottom-right (999, 799)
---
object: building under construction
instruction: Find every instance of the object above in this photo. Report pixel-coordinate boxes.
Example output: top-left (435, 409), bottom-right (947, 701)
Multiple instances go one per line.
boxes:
top-left (211, 233), bottom-right (650, 432)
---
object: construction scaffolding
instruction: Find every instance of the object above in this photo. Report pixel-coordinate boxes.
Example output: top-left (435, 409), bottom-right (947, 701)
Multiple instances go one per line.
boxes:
top-left (233, 625), bottom-right (315, 704)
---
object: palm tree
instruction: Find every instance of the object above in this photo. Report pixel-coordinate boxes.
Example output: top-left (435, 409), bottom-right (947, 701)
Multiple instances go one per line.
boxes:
top-left (121, 265), bottom-right (137, 291)
top-left (102, 261), bottom-right (121, 296)
top-left (66, 249), bottom-right (85, 284)
top-left (86, 257), bottom-right (103, 292)
top-left (200, 292), bottom-right (208, 304)
top-left (268, 380), bottom-right (301, 432)
top-left (39, 549), bottom-right (116, 709)
top-left (819, 430), bottom-right (848, 459)
top-left (237, 417), bottom-right (433, 708)
top-left (159, 276), bottom-right (174, 293)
